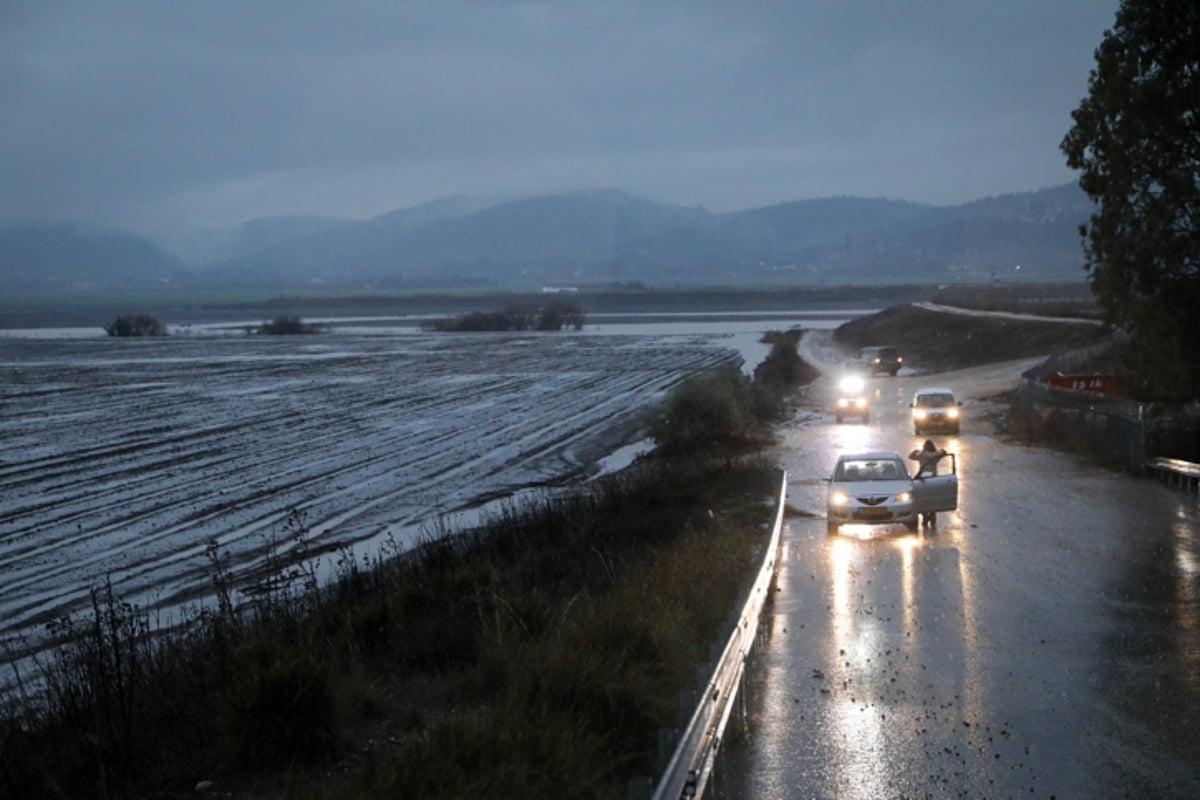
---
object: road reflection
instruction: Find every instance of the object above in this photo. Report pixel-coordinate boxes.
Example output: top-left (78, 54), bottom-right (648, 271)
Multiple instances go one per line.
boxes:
top-left (896, 535), bottom-right (918, 636)
top-left (820, 526), bottom-right (984, 798)
top-left (828, 418), bottom-right (872, 452)
top-left (1101, 494), bottom-right (1200, 762)
top-left (827, 534), bottom-right (892, 798)
top-left (1174, 516), bottom-right (1199, 614)
top-left (1170, 510), bottom-right (1200, 703)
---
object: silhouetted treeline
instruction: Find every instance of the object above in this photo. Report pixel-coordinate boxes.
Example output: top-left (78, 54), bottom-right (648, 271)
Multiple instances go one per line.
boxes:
top-left (104, 314), bottom-right (167, 336)
top-left (429, 301), bottom-right (585, 332)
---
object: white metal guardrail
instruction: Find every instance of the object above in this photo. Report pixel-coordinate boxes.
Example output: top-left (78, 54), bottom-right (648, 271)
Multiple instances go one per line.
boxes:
top-left (1146, 456), bottom-right (1200, 491)
top-left (650, 471), bottom-right (787, 800)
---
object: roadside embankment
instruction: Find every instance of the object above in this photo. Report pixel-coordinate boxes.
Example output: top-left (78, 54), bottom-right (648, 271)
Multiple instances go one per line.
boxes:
top-left (829, 302), bottom-right (1111, 374)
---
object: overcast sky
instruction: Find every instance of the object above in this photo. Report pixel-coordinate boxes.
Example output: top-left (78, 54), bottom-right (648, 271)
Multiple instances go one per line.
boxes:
top-left (2, 1), bottom-right (1120, 239)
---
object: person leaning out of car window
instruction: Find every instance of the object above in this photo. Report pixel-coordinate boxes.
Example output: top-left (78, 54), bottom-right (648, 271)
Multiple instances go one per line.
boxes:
top-left (909, 439), bottom-right (946, 478)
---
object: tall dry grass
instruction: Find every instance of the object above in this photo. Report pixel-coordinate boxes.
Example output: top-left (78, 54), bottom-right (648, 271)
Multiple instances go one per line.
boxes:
top-left (1, 460), bottom-right (780, 799)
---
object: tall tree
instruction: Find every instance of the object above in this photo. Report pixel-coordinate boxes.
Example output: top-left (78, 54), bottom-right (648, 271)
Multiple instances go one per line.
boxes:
top-left (1061, 0), bottom-right (1200, 400)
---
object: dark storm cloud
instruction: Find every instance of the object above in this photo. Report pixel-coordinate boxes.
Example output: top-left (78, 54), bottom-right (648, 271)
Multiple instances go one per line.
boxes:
top-left (1, 1), bottom-right (1119, 235)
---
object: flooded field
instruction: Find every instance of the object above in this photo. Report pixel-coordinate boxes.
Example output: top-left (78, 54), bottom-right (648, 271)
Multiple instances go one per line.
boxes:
top-left (0, 311), bottom-right (853, 663)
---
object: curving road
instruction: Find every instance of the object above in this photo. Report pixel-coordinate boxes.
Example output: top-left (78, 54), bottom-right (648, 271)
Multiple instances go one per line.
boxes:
top-left (720, 337), bottom-right (1200, 799)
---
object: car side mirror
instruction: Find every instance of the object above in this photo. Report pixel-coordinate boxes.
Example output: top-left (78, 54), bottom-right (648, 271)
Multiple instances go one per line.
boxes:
top-left (958, 401), bottom-right (964, 406)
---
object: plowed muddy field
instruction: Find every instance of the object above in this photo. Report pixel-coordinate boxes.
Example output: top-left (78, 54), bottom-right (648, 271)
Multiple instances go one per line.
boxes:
top-left (1, 315), bottom-right (840, 663)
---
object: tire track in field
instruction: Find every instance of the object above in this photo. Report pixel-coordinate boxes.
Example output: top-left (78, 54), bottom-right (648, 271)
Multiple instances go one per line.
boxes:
top-left (2, 333), bottom-right (700, 556)
top-left (0, 331), bottom-right (740, 649)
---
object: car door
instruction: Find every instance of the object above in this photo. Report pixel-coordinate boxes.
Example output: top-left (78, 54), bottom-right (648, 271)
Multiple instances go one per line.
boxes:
top-left (912, 453), bottom-right (957, 513)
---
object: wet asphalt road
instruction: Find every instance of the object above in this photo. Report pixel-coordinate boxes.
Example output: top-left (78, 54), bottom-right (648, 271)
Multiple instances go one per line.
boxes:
top-left (717, 361), bottom-right (1200, 799)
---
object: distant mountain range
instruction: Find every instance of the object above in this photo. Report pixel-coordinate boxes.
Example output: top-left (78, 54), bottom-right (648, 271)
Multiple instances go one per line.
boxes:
top-left (0, 184), bottom-right (1094, 295)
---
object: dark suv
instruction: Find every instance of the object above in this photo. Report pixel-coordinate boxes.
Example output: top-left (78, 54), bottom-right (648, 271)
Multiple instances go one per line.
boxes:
top-left (859, 346), bottom-right (902, 376)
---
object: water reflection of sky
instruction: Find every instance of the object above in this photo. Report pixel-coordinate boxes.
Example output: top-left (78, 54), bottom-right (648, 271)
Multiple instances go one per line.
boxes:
top-left (586, 311), bottom-right (861, 374)
top-left (0, 309), bottom-right (871, 380)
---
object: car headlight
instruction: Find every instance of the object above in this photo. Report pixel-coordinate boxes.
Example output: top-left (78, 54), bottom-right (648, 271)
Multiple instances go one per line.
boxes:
top-left (947, 407), bottom-right (960, 418)
top-left (895, 491), bottom-right (912, 503)
top-left (837, 398), bottom-right (849, 408)
top-left (830, 491), bottom-right (848, 506)
top-left (913, 409), bottom-right (928, 420)
top-left (839, 375), bottom-right (865, 393)
top-left (855, 398), bottom-right (868, 408)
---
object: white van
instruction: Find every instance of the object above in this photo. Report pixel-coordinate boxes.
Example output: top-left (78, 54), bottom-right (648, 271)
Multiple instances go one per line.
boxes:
top-left (910, 386), bottom-right (963, 435)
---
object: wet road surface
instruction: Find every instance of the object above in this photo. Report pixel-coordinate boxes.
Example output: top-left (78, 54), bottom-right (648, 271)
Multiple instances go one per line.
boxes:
top-left (718, 360), bottom-right (1200, 799)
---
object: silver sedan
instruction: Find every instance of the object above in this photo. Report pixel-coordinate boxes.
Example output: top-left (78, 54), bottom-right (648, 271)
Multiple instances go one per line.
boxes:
top-left (826, 451), bottom-right (957, 534)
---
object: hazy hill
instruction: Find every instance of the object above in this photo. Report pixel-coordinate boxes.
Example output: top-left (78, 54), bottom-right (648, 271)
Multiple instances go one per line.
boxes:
top-left (387, 190), bottom-right (712, 272)
top-left (193, 196), bottom-right (512, 289)
top-left (200, 183), bottom-right (1092, 287)
top-left (232, 215), bottom-right (358, 259)
top-left (880, 183), bottom-right (1094, 280)
top-left (367, 194), bottom-right (510, 235)
top-left (612, 196), bottom-right (933, 281)
top-left (0, 223), bottom-right (187, 293)
top-left (0, 184), bottom-right (1095, 294)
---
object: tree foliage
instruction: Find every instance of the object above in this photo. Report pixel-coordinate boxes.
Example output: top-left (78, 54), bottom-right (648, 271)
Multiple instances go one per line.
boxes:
top-left (1060, 0), bottom-right (1200, 400)
top-left (430, 301), bottom-right (585, 332)
top-left (255, 315), bottom-right (322, 335)
top-left (753, 328), bottom-right (819, 390)
top-left (104, 313), bottom-right (167, 337)
top-left (645, 366), bottom-right (768, 457)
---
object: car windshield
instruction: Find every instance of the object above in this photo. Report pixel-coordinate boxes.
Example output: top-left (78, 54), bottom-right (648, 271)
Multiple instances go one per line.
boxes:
top-left (836, 458), bottom-right (905, 481)
top-left (916, 393), bottom-right (955, 407)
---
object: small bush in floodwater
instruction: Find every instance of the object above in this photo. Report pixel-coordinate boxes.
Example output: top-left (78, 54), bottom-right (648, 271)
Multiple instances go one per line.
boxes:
top-left (255, 315), bottom-right (322, 335)
top-left (645, 365), bottom-right (771, 457)
top-left (104, 313), bottom-right (167, 336)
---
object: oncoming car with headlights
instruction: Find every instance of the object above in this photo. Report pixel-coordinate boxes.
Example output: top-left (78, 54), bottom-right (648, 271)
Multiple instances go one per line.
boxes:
top-left (910, 386), bottom-right (963, 435)
top-left (835, 373), bottom-right (869, 423)
top-left (826, 451), bottom-right (958, 535)
top-left (858, 346), bottom-right (902, 376)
